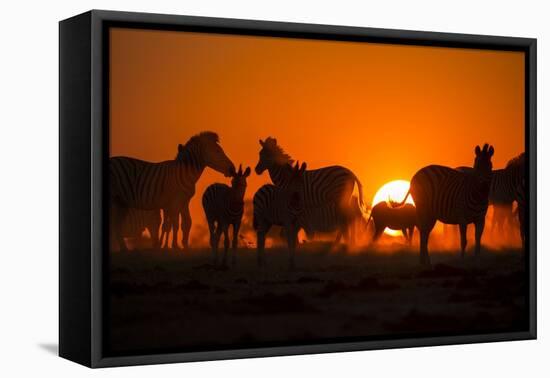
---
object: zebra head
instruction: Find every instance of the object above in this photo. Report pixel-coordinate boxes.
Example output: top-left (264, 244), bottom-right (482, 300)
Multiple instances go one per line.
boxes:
top-left (256, 137), bottom-right (294, 175)
top-left (284, 161), bottom-right (307, 217)
top-left (473, 143), bottom-right (494, 182)
top-left (230, 164), bottom-right (251, 200)
top-left (187, 131), bottom-right (235, 177)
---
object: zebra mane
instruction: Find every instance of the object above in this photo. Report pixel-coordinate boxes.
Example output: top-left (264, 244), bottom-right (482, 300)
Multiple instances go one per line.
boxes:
top-left (186, 131), bottom-right (220, 146)
top-left (174, 132), bottom-right (220, 164)
top-left (263, 137), bottom-right (294, 165)
top-left (505, 152), bottom-right (525, 170)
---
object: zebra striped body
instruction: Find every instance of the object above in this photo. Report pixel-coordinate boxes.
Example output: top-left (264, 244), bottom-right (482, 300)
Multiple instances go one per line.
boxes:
top-left (265, 163), bottom-right (362, 209)
top-left (253, 162), bottom-right (307, 268)
top-left (404, 144), bottom-right (494, 264)
top-left (203, 184), bottom-right (244, 225)
top-left (255, 137), bottom-right (364, 245)
top-left (253, 185), bottom-right (290, 230)
top-left (110, 132), bottom-right (234, 251)
top-left (490, 169), bottom-right (520, 204)
top-left (202, 165), bottom-right (250, 266)
top-left (110, 157), bottom-right (199, 210)
top-left (412, 165), bottom-right (490, 225)
top-left (485, 168), bottom-right (521, 236)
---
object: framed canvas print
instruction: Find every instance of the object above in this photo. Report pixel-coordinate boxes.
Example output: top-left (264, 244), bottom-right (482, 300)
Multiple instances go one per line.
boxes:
top-left (59, 10), bottom-right (537, 368)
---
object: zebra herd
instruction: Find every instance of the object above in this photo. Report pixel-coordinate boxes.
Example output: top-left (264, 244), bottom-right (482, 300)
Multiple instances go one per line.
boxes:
top-left (110, 132), bottom-right (526, 267)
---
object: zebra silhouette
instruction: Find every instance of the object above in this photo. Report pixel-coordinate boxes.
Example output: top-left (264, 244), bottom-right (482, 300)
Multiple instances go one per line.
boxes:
top-left (110, 132), bottom-right (235, 251)
top-left (397, 144), bottom-right (494, 264)
top-left (202, 164), bottom-right (251, 266)
top-left (505, 154), bottom-right (526, 245)
top-left (110, 207), bottom-right (161, 251)
top-left (253, 161), bottom-right (307, 268)
top-left (367, 202), bottom-right (416, 244)
top-left (457, 152), bottom-right (525, 242)
top-left (255, 137), bottom-right (364, 244)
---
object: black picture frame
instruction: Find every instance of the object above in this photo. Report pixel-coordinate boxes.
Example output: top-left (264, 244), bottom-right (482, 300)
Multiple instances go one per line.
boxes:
top-left (59, 9), bottom-right (537, 368)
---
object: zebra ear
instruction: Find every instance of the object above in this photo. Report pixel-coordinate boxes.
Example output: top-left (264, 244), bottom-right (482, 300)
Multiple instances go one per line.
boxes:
top-left (259, 139), bottom-right (265, 147)
top-left (292, 161), bottom-right (300, 173)
top-left (238, 164), bottom-right (243, 175)
top-left (243, 167), bottom-right (251, 177)
top-left (475, 145), bottom-right (481, 156)
top-left (300, 162), bottom-right (307, 173)
top-left (488, 146), bottom-right (494, 157)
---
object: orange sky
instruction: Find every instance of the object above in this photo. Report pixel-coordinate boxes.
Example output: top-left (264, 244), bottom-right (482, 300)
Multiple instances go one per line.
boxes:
top-left (110, 27), bottom-right (525, 233)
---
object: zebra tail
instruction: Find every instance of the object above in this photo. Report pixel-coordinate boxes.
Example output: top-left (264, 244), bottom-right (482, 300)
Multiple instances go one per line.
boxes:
top-left (352, 174), bottom-right (366, 211)
top-left (390, 188), bottom-right (411, 208)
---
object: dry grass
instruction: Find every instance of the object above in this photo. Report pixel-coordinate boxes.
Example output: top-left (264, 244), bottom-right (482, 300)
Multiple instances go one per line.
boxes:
top-left (107, 245), bottom-right (528, 355)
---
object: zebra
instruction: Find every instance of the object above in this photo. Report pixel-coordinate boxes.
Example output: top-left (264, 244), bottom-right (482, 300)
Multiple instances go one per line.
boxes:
top-left (253, 161), bottom-right (307, 268)
top-left (255, 137), bottom-right (364, 245)
top-left (109, 207), bottom-right (161, 251)
top-left (202, 164), bottom-right (251, 266)
top-left (457, 152), bottom-right (525, 241)
top-left (367, 202), bottom-right (416, 244)
top-left (110, 131), bottom-right (235, 251)
top-left (397, 144), bottom-right (494, 264)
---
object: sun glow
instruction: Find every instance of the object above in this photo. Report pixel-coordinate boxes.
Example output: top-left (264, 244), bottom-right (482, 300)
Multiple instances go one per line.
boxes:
top-left (372, 180), bottom-right (415, 237)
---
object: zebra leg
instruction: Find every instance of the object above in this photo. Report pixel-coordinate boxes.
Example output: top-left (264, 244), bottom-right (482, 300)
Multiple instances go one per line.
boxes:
top-left (112, 206), bottom-right (128, 252)
top-left (286, 225), bottom-right (298, 270)
top-left (402, 228), bottom-right (408, 242)
top-left (518, 208), bottom-right (525, 250)
top-left (256, 223), bottom-right (271, 267)
top-left (148, 211), bottom-right (161, 250)
top-left (474, 218), bottom-right (485, 257)
top-left (407, 226), bottom-right (414, 245)
top-left (170, 213), bottom-right (180, 250)
top-left (180, 204), bottom-right (192, 250)
top-left (372, 226), bottom-right (384, 244)
top-left (231, 222), bottom-right (241, 266)
top-left (418, 220), bottom-right (435, 265)
top-left (207, 220), bottom-right (216, 261)
top-left (459, 223), bottom-right (468, 258)
top-left (222, 225), bottom-right (230, 267)
top-left (213, 223), bottom-right (222, 264)
top-left (334, 230), bottom-right (343, 244)
top-left (160, 217), bottom-right (171, 249)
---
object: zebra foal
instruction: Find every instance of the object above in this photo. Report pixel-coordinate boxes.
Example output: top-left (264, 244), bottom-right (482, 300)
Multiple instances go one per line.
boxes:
top-left (253, 161), bottom-right (307, 268)
top-left (202, 164), bottom-right (251, 266)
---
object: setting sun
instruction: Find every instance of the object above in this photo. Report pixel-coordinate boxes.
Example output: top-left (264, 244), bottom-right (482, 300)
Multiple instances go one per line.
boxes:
top-left (372, 180), bottom-right (415, 236)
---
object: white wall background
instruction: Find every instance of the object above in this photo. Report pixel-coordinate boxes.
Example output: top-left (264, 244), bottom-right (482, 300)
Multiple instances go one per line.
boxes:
top-left (0, 0), bottom-right (547, 376)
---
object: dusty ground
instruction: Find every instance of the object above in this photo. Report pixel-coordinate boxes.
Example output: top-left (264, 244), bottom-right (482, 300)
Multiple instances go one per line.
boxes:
top-left (106, 243), bottom-right (528, 356)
